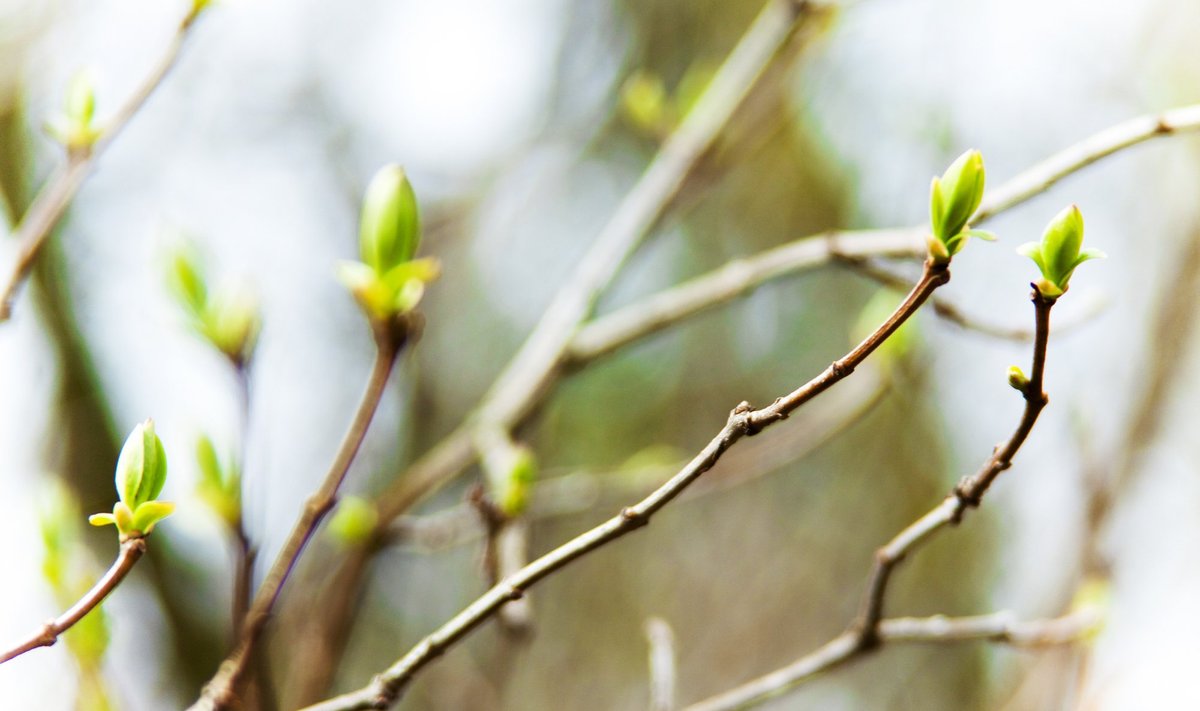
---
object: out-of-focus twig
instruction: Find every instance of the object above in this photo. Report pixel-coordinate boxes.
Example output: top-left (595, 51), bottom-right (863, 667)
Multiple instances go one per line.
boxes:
top-left (191, 329), bottom-right (405, 711)
top-left (0, 537), bottom-right (147, 664)
top-left (683, 608), bottom-right (1102, 711)
top-left (646, 617), bottom-right (678, 711)
top-left (0, 5), bottom-right (207, 322)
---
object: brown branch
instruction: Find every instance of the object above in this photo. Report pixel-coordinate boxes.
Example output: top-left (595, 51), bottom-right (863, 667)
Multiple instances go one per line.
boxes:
top-left (190, 329), bottom-right (404, 711)
top-left (1, 537), bottom-right (147, 664)
top-left (836, 256), bottom-right (1102, 342)
top-left (386, 369), bottom-right (887, 552)
top-left (683, 608), bottom-right (1101, 711)
top-left (0, 6), bottom-right (206, 323)
top-left (299, 260), bottom-right (949, 711)
top-left (686, 290), bottom-right (1057, 711)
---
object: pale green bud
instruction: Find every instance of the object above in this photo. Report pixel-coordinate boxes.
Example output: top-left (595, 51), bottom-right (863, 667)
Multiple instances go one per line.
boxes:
top-left (1017, 204), bottom-right (1105, 298)
top-left (928, 150), bottom-right (989, 262)
top-left (327, 496), bottom-right (378, 546)
top-left (1007, 365), bottom-right (1028, 391)
top-left (359, 165), bottom-right (420, 275)
top-left (115, 420), bottom-right (167, 509)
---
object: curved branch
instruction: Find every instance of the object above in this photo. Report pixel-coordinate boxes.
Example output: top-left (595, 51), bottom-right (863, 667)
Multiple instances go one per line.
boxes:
top-left (0, 6), bottom-right (208, 323)
top-left (300, 261), bottom-right (949, 711)
top-left (0, 537), bottom-right (147, 664)
top-left (683, 609), bottom-right (1102, 711)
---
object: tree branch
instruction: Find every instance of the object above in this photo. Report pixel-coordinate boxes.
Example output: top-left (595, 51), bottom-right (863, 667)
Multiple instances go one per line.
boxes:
top-left (0, 6), bottom-right (206, 322)
top-left (191, 328), bottom-right (404, 710)
top-left (685, 290), bottom-right (1057, 711)
top-left (0, 537), bottom-right (147, 664)
top-left (682, 608), bottom-right (1101, 711)
top-left (299, 260), bottom-right (949, 711)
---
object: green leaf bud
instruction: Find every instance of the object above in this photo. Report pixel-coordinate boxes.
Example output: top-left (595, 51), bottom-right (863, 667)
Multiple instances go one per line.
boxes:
top-left (484, 443), bottom-right (537, 518)
top-left (115, 420), bottom-right (168, 509)
top-left (327, 496), bottom-right (378, 546)
top-left (166, 242), bottom-right (208, 321)
top-left (195, 435), bottom-right (241, 527)
top-left (1017, 204), bottom-right (1105, 298)
top-left (620, 71), bottom-right (670, 135)
top-left (359, 165), bottom-right (420, 275)
top-left (1007, 365), bottom-right (1028, 391)
top-left (928, 150), bottom-right (987, 262)
top-left (205, 283), bottom-right (261, 365)
top-left (129, 501), bottom-right (175, 535)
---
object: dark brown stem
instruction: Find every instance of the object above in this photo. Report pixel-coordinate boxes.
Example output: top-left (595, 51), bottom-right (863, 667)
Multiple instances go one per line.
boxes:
top-left (299, 262), bottom-right (948, 711)
top-left (0, 537), bottom-right (147, 664)
top-left (0, 8), bottom-right (204, 322)
top-left (191, 330), bottom-right (402, 710)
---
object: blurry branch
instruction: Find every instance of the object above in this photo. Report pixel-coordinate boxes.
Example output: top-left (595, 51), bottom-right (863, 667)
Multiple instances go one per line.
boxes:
top-left (567, 229), bottom-right (924, 363)
top-left (835, 255), bottom-right (1106, 342)
top-left (973, 104), bottom-right (1200, 223)
top-left (300, 259), bottom-right (949, 711)
top-left (193, 327), bottom-right (407, 711)
top-left (0, 537), bottom-right (146, 664)
top-left (683, 608), bottom-right (1102, 711)
top-left (374, 0), bottom-right (826, 524)
top-left (0, 5), bottom-right (208, 322)
top-left (384, 368), bottom-right (886, 552)
top-left (1080, 223), bottom-right (1200, 575)
top-left (688, 290), bottom-right (1057, 710)
top-left (646, 618), bottom-right (678, 711)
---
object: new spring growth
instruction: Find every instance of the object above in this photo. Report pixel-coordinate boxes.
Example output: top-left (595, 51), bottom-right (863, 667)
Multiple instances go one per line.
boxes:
top-left (327, 496), bottom-right (379, 547)
top-left (1018, 204), bottom-right (1105, 299)
top-left (89, 420), bottom-right (175, 540)
top-left (166, 238), bottom-right (261, 366)
top-left (1007, 365), bottom-right (1029, 391)
top-left (337, 165), bottom-right (440, 324)
top-left (46, 71), bottom-right (102, 156)
top-left (484, 443), bottom-right (538, 518)
top-left (927, 149), bottom-right (996, 263)
top-left (195, 435), bottom-right (241, 528)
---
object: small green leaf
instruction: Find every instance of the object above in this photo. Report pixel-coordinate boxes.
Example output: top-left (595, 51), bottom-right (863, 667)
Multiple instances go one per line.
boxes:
top-left (1020, 205), bottom-right (1103, 297)
top-left (129, 501), bottom-right (175, 535)
top-left (928, 150), bottom-right (987, 261)
top-left (620, 71), bottom-right (670, 135)
top-left (204, 283), bottom-right (261, 364)
top-left (115, 420), bottom-right (167, 508)
top-left (113, 502), bottom-right (133, 533)
top-left (359, 165), bottom-right (421, 274)
top-left (166, 243), bottom-right (208, 319)
top-left (88, 513), bottom-right (116, 527)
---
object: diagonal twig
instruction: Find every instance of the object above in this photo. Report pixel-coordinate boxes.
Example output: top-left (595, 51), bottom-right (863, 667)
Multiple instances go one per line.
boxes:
top-left (0, 5), bottom-right (208, 322)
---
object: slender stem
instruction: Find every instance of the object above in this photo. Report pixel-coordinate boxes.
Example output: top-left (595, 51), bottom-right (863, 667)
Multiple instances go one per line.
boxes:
top-left (300, 262), bottom-right (949, 711)
top-left (0, 7), bottom-right (205, 323)
top-left (191, 333), bottom-right (401, 710)
top-left (857, 291), bottom-right (1053, 644)
top-left (682, 609), bottom-right (1101, 711)
top-left (0, 537), bottom-right (147, 664)
top-left (685, 291), bottom-right (1057, 711)
top-left (646, 618), bottom-right (678, 711)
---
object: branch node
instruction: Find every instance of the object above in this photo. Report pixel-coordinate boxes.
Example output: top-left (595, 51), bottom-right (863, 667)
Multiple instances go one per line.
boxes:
top-left (620, 507), bottom-right (649, 529)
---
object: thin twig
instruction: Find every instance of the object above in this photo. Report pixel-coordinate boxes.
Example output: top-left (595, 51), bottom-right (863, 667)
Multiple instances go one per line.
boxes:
top-left (646, 617), bottom-right (678, 711)
top-left (385, 370), bottom-right (886, 552)
top-left (300, 261), bottom-right (949, 711)
top-left (191, 331), bottom-right (403, 711)
top-left (683, 608), bottom-right (1102, 711)
top-left (0, 7), bottom-right (206, 322)
top-left (0, 537), bottom-right (147, 664)
top-left (687, 290), bottom-right (1056, 711)
top-left (836, 255), bottom-right (1103, 342)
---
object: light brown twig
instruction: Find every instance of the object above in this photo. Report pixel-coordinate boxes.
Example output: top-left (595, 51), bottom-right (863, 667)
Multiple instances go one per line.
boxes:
top-left (0, 6), bottom-right (206, 322)
top-left (0, 537), bottom-right (147, 664)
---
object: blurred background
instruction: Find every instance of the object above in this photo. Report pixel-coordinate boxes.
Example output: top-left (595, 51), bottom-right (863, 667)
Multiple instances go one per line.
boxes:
top-left (2, 0), bottom-right (1200, 709)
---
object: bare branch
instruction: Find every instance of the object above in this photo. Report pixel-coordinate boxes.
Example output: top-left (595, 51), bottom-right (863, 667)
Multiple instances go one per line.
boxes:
top-left (191, 328), bottom-right (406, 710)
top-left (973, 104), bottom-right (1200, 223)
top-left (1, 537), bottom-right (147, 664)
top-left (683, 608), bottom-right (1102, 711)
top-left (0, 6), bottom-right (207, 322)
top-left (300, 260), bottom-right (949, 711)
